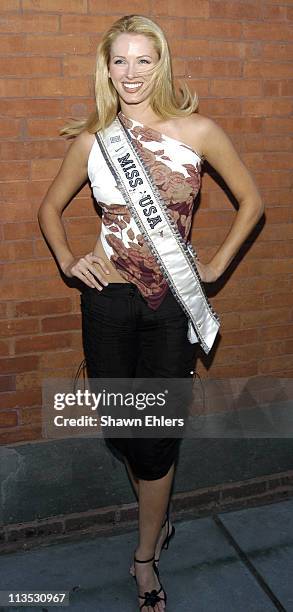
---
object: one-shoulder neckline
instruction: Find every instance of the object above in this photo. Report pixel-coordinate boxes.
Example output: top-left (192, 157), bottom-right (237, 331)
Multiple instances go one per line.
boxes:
top-left (118, 111), bottom-right (205, 163)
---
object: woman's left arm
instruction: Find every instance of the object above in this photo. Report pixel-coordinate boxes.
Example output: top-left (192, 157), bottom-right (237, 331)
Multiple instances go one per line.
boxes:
top-left (193, 116), bottom-right (265, 283)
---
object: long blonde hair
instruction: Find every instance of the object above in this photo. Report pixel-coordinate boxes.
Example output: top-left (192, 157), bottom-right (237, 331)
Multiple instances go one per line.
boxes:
top-left (60, 14), bottom-right (199, 138)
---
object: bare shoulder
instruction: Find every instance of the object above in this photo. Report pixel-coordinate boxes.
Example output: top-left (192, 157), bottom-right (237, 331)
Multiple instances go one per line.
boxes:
top-left (78, 128), bottom-right (96, 149)
top-left (67, 129), bottom-right (96, 167)
top-left (49, 129), bottom-right (96, 197)
top-left (183, 113), bottom-right (241, 169)
top-left (179, 113), bottom-right (228, 157)
top-left (180, 112), bottom-right (211, 134)
top-left (182, 113), bottom-right (262, 205)
top-left (171, 113), bottom-right (214, 159)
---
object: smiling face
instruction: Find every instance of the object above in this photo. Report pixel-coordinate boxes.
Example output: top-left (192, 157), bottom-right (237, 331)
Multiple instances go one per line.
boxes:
top-left (108, 33), bottom-right (159, 109)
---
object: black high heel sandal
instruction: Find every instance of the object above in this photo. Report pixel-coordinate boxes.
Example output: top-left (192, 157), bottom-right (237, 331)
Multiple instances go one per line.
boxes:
top-left (154, 508), bottom-right (176, 566)
top-left (134, 554), bottom-right (167, 610)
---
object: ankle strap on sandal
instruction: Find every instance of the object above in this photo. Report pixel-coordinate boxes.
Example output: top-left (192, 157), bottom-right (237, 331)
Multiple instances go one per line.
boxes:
top-left (134, 554), bottom-right (155, 564)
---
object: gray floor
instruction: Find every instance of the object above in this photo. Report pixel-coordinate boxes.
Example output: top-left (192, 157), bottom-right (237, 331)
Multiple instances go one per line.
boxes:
top-left (0, 498), bottom-right (292, 611)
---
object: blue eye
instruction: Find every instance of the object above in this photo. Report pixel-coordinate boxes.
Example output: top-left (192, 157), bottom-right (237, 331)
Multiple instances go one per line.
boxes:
top-left (112, 58), bottom-right (151, 65)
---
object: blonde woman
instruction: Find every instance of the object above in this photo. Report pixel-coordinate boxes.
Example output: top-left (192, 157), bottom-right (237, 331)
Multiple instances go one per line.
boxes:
top-left (38, 14), bottom-right (264, 611)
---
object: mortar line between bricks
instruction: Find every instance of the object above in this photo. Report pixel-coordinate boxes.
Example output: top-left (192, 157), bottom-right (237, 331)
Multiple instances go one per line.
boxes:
top-left (213, 514), bottom-right (287, 612)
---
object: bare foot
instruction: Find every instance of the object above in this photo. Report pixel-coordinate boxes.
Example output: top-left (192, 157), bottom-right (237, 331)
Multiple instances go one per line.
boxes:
top-left (130, 518), bottom-right (172, 577)
top-left (134, 555), bottom-right (166, 612)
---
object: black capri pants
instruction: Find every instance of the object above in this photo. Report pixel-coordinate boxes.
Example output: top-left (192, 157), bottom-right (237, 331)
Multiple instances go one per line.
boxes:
top-left (80, 282), bottom-right (197, 480)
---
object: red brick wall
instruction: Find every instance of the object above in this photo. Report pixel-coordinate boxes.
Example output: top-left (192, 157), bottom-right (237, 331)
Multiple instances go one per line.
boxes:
top-left (0, 1), bottom-right (292, 444)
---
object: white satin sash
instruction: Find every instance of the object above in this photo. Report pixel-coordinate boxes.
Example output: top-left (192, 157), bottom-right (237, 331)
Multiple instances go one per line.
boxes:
top-left (95, 117), bottom-right (220, 354)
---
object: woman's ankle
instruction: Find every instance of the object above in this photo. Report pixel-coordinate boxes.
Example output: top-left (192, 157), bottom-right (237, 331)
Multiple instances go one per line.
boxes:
top-left (135, 547), bottom-right (155, 561)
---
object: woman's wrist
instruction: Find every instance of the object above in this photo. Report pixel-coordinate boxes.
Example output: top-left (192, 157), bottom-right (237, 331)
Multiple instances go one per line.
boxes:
top-left (60, 255), bottom-right (75, 276)
top-left (207, 256), bottom-right (226, 281)
top-left (209, 250), bottom-right (233, 278)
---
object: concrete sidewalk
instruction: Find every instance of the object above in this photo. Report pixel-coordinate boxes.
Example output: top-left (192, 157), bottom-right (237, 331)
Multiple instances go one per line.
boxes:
top-left (0, 497), bottom-right (292, 611)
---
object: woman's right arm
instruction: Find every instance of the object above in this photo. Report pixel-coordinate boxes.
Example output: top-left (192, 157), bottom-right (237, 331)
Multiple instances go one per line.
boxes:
top-left (38, 130), bottom-right (110, 289)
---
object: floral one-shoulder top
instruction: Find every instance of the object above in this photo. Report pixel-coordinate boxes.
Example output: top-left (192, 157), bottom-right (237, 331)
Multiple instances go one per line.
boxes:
top-left (87, 111), bottom-right (204, 310)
